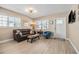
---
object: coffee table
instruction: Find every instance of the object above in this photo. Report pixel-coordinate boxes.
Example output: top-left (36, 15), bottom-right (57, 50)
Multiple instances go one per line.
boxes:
top-left (27, 34), bottom-right (40, 43)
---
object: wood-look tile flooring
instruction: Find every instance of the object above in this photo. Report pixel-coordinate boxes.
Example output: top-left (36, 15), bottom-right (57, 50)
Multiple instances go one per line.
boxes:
top-left (0, 38), bottom-right (76, 54)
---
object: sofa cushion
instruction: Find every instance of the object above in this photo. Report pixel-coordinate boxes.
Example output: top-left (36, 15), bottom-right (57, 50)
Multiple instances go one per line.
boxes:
top-left (16, 30), bottom-right (22, 36)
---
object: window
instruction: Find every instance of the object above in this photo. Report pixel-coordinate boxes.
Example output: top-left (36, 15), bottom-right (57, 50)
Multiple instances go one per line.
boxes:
top-left (36, 20), bottom-right (48, 30)
top-left (14, 17), bottom-right (21, 27)
top-left (36, 21), bottom-right (42, 29)
top-left (8, 16), bottom-right (15, 27)
top-left (0, 15), bottom-right (8, 26)
top-left (0, 15), bottom-right (21, 27)
top-left (56, 20), bottom-right (63, 24)
top-left (42, 20), bottom-right (48, 30)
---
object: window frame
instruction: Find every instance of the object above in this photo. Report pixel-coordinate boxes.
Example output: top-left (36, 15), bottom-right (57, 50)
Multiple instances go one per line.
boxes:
top-left (36, 20), bottom-right (48, 30)
top-left (0, 15), bottom-right (21, 28)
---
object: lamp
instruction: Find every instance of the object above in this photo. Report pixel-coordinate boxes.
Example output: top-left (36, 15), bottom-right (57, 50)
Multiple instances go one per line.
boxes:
top-left (25, 7), bottom-right (37, 14)
top-left (30, 20), bottom-right (36, 29)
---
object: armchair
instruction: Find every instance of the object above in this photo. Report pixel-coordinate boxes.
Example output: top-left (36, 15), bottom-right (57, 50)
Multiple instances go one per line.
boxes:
top-left (43, 31), bottom-right (53, 39)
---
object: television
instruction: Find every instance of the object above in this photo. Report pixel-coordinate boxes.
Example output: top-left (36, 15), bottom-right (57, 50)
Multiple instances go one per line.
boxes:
top-left (68, 10), bottom-right (76, 24)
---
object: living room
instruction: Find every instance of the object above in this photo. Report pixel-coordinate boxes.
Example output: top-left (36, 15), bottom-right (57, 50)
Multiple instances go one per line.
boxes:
top-left (0, 4), bottom-right (79, 54)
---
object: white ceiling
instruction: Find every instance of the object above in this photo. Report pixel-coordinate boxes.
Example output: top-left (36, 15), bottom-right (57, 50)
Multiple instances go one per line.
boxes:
top-left (0, 4), bottom-right (73, 18)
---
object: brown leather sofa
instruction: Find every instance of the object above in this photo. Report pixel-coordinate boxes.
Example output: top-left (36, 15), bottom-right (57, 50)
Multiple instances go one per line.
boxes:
top-left (13, 29), bottom-right (30, 42)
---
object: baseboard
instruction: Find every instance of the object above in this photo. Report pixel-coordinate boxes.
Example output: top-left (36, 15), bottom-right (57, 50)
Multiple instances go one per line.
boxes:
top-left (0, 39), bottom-right (13, 44)
top-left (67, 38), bottom-right (79, 54)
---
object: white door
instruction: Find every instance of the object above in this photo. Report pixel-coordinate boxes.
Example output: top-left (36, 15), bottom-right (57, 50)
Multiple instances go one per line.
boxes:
top-left (55, 18), bottom-right (66, 39)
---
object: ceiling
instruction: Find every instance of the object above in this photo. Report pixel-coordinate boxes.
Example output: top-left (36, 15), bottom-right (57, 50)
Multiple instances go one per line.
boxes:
top-left (0, 4), bottom-right (73, 18)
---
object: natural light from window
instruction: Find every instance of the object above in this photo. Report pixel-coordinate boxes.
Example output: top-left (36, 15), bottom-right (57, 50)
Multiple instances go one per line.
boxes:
top-left (36, 20), bottom-right (48, 30)
top-left (0, 15), bottom-right (21, 28)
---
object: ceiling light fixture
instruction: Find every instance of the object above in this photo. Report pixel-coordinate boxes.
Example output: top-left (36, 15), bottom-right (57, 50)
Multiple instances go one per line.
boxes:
top-left (25, 7), bottom-right (37, 14)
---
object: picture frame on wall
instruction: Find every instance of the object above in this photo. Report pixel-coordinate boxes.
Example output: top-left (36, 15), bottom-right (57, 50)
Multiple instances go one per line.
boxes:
top-left (68, 10), bottom-right (76, 24)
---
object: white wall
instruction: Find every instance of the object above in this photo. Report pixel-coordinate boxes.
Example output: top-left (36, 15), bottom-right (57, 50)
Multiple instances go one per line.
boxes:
top-left (0, 7), bottom-right (32, 41)
top-left (68, 5), bottom-right (79, 53)
top-left (34, 12), bottom-right (67, 39)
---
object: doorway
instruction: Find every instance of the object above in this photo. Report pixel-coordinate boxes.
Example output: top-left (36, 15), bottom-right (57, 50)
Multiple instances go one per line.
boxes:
top-left (55, 18), bottom-right (66, 39)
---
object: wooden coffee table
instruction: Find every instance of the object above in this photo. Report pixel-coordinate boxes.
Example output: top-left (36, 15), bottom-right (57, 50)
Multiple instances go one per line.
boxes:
top-left (27, 34), bottom-right (40, 43)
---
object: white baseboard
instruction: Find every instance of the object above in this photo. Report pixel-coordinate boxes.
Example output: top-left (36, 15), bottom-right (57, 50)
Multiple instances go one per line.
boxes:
top-left (67, 38), bottom-right (79, 54)
top-left (0, 39), bottom-right (13, 44)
